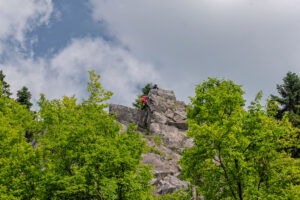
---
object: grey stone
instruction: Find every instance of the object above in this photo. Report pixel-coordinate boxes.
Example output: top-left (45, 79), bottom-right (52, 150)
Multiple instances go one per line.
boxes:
top-left (156, 175), bottom-right (188, 195)
top-left (109, 88), bottom-right (192, 195)
top-left (109, 104), bottom-right (147, 129)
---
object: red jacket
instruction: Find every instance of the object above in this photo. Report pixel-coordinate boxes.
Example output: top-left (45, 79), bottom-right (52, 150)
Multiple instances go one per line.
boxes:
top-left (141, 96), bottom-right (149, 103)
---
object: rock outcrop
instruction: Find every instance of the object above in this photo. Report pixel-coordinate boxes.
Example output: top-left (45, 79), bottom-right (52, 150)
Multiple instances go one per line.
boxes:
top-left (109, 104), bottom-right (148, 129)
top-left (109, 89), bottom-right (192, 195)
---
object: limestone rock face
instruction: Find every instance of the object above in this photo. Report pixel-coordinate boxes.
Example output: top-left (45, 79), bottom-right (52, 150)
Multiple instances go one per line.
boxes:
top-left (109, 88), bottom-right (192, 195)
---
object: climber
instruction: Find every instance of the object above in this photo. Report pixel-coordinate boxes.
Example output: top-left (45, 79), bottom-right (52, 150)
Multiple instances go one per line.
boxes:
top-left (140, 95), bottom-right (149, 104)
top-left (153, 84), bottom-right (158, 90)
top-left (140, 95), bottom-right (149, 110)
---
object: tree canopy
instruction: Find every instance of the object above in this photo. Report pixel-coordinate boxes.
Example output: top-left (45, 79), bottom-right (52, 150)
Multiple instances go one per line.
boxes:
top-left (0, 71), bottom-right (153, 200)
top-left (181, 78), bottom-right (300, 200)
top-left (0, 84), bottom-right (40, 199)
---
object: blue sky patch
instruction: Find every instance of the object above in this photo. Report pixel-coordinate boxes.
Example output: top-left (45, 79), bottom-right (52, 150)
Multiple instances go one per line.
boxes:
top-left (27, 0), bottom-right (115, 58)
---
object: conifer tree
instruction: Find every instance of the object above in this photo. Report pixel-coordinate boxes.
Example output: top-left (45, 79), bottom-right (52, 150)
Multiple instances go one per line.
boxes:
top-left (271, 72), bottom-right (300, 121)
top-left (16, 86), bottom-right (33, 109)
top-left (0, 70), bottom-right (12, 97)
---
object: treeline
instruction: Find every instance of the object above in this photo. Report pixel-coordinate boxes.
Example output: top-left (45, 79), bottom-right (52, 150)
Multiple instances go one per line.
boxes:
top-left (0, 70), bottom-right (299, 199)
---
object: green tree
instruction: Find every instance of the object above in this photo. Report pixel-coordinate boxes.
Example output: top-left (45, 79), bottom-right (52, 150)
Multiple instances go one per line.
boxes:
top-left (181, 78), bottom-right (300, 200)
top-left (271, 72), bottom-right (300, 122)
top-left (0, 70), bottom-right (12, 97)
top-left (16, 86), bottom-right (33, 109)
top-left (16, 86), bottom-right (36, 142)
top-left (36, 71), bottom-right (152, 199)
top-left (133, 83), bottom-right (153, 110)
top-left (0, 71), bottom-right (153, 199)
top-left (0, 84), bottom-right (40, 199)
top-left (271, 72), bottom-right (300, 157)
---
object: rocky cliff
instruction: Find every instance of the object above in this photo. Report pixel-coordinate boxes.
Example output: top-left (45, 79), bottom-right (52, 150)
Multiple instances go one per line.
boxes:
top-left (109, 88), bottom-right (192, 195)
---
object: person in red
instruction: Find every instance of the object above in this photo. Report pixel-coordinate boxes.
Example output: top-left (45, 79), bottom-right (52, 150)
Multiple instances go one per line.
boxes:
top-left (140, 95), bottom-right (149, 110)
top-left (140, 95), bottom-right (149, 104)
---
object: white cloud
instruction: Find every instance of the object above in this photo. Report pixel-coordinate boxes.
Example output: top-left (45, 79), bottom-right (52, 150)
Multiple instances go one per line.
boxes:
top-left (0, 0), bottom-right (53, 53)
top-left (90, 0), bottom-right (300, 102)
top-left (0, 0), bottom-right (159, 107)
top-left (2, 0), bottom-right (300, 109)
top-left (1, 38), bottom-right (160, 106)
top-left (49, 38), bottom-right (159, 105)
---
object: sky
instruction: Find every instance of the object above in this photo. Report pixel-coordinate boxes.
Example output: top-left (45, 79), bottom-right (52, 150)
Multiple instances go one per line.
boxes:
top-left (0, 0), bottom-right (299, 107)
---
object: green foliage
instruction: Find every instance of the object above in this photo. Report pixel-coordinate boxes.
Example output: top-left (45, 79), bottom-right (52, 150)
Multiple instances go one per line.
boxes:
top-left (141, 83), bottom-right (154, 96)
top-left (133, 83), bottom-right (153, 110)
top-left (153, 135), bottom-right (162, 146)
top-left (186, 78), bottom-right (245, 124)
top-left (0, 70), bottom-right (12, 97)
top-left (16, 86), bottom-right (33, 109)
top-left (271, 72), bottom-right (300, 123)
top-left (144, 135), bottom-right (164, 155)
top-left (271, 72), bottom-right (300, 157)
top-left (144, 145), bottom-right (164, 156)
top-left (156, 188), bottom-right (193, 200)
top-left (2, 71), bottom-right (300, 199)
top-left (85, 70), bottom-right (113, 106)
top-left (0, 71), bottom-right (153, 200)
top-left (35, 71), bottom-right (152, 199)
top-left (266, 99), bottom-right (280, 117)
top-left (181, 78), bottom-right (300, 200)
top-left (0, 90), bottom-right (40, 199)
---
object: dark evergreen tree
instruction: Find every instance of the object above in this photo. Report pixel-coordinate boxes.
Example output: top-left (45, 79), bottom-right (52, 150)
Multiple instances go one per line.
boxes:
top-left (16, 86), bottom-right (33, 109)
top-left (0, 70), bottom-right (12, 97)
top-left (141, 83), bottom-right (153, 95)
top-left (271, 72), bottom-right (300, 120)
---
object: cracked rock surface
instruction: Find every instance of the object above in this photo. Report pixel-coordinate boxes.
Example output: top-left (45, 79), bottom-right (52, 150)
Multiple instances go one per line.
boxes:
top-left (109, 88), bottom-right (192, 195)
